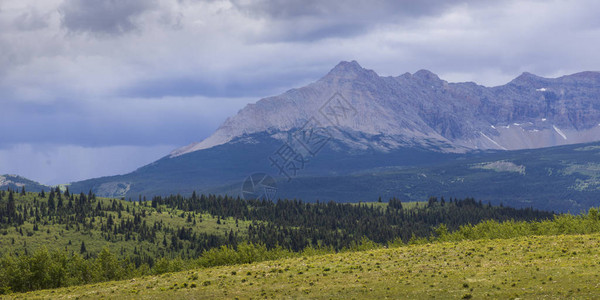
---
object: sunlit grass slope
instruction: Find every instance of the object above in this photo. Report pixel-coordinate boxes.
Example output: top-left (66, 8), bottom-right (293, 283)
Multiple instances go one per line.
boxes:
top-left (11, 233), bottom-right (600, 299)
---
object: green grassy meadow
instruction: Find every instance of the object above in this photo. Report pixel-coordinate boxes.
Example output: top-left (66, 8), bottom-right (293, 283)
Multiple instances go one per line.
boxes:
top-left (9, 233), bottom-right (600, 299)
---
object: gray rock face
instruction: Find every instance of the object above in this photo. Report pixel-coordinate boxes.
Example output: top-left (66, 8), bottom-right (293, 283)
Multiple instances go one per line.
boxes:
top-left (172, 61), bottom-right (600, 156)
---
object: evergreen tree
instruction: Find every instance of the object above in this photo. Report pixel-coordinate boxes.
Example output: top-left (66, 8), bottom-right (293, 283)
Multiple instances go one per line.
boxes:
top-left (48, 191), bottom-right (56, 211)
top-left (7, 190), bottom-right (16, 217)
top-left (428, 196), bottom-right (438, 207)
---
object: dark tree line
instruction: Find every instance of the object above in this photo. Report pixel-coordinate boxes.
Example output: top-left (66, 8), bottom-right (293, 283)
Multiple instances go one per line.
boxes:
top-left (149, 194), bottom-right (554, 251)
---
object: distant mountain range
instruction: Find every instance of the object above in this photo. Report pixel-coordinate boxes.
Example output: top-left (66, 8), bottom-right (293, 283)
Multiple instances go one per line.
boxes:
top-left (65, 61), bottom-right (600, 211)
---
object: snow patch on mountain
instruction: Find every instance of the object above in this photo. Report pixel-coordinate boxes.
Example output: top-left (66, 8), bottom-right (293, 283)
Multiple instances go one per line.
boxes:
top-left (553, 125), bottom-right (568, 140)
top-left (479, 132), bottom-right (507, 150)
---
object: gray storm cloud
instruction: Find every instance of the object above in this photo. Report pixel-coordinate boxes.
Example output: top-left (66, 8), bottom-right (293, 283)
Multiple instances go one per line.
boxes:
top-left (59, 0), bottom-right (158, 35)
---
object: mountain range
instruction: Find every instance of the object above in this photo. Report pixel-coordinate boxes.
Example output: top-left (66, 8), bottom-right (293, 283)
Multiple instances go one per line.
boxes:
top-left (174, 61), bottom-right (600, 155)
top-left (60, 61), bottom-right (600, 211)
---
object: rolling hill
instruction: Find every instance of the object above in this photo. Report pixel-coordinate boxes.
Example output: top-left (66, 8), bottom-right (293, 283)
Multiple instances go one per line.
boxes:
top-left (10, 232), bottom-right (600, 299)
top-left (0, 175), bottom-right (50, 192)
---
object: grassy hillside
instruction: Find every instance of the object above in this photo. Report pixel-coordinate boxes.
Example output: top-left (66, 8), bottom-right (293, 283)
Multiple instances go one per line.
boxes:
top-left (0, 190), bottom-right (249, 262)
top-left (1, 190), bottom-right (548, 260)
top-left (9, 233), bottom-right (600, 299)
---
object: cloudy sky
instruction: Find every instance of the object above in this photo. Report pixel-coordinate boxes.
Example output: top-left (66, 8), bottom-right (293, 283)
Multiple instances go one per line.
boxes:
top-left (1, 0), bottom-right (599, 185)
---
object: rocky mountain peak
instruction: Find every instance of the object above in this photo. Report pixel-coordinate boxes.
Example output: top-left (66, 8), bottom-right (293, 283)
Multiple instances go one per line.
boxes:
top-left (329, 60), bottom-right (363, 73)
top-left (509, 72), bottom-right (546, 86)
top-left (413, 69), bottom-right (441, 81)
top-left (321, 60), bottom-right (379, 81)
top-left (172, 61), bottom-right (600, 157)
